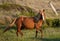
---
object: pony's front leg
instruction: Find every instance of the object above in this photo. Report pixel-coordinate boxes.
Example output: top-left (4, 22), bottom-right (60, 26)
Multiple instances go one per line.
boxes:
top-left (35, 20), bottom-right (43, 38)
top-left (35, 29), bottom-right (38, 38)
top-left (35, 24), bottom-right (39, 38)
top-left (39, 20), bottom-right (43, 38)
top-left (39, 28), bottom-right (43, 38)
top-left (35, 24), bottom-right (43, 38)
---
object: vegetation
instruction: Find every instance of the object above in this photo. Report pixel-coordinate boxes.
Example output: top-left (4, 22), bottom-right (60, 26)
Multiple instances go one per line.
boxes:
top-left (46, 19), bottom-right (60, 27)
top-left (0, 27), bottom-right (60, 41)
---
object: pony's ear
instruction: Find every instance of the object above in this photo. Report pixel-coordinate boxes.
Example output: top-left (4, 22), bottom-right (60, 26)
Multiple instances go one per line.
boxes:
top-left (39, 9), bottom-right (45, 13)
top-left (43, 9), bottom-right (45, 12)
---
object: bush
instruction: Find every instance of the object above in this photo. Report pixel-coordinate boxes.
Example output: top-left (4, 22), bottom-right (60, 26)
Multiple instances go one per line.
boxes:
top-left (52, 19), bottom-right (60, 27)
top-left (46, 19), bottom-right (53, 27)
top-left (42, 23), bottom-right (48, 29)
top-left (46, 19), bottom-right (60, 27)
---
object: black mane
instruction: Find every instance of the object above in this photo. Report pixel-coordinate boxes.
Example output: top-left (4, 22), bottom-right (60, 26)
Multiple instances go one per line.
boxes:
top-left (33, 13), bottom-right (43, 23)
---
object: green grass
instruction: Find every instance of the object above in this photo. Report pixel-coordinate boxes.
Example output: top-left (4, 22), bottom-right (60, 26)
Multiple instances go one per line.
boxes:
top-left (0, 27), bottom-right (60, 41)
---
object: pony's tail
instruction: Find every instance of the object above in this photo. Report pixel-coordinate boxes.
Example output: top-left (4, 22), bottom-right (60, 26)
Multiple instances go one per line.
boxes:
top-left (3, 18), bottom-right (17, 33)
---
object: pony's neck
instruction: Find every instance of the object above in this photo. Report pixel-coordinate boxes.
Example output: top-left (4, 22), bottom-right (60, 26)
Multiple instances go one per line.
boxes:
top-left (33, 13), bottom-right (42, 23)
top-left (34, 13), bottom-right (41, 19)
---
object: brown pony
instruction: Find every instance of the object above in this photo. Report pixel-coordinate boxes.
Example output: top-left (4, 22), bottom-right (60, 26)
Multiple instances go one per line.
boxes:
top-left (3, 9), bottom-right (46, 38)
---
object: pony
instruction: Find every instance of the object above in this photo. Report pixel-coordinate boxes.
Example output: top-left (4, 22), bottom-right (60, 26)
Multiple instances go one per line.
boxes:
top-left (3, 9), bottom-right (46, 38)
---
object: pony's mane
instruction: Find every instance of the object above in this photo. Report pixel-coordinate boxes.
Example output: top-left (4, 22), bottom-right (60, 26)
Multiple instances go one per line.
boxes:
top-left (33, 13), bottom-right (42, 23)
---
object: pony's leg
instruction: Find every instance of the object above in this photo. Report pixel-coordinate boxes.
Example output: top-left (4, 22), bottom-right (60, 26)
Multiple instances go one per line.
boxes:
top-left (3, 26), bottom-right (11, 33)
top-left (39, 20), bottom-right (43, 38)
top-left (35, 24), bottom-right (39, 38)
top-left (35, 29), bottom-right (38, 38)
top-left (39, 28), bottom-right (43, 38)
top-left (35, 25), bottom-right (43, 38)
top-left (3, 18), bottom-right (16, 33)
top-left (3, 24), bottom-right (14, 33)
top-left (36, 20), bottom-right (43, 38)
top-left (16, 29), bottom-right (23, 37)
top-left (16, 23), bottom-right (23, 37)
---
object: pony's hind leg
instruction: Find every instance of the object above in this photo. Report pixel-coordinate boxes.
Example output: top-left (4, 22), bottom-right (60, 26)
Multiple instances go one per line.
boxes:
top-left (16, 28), bottom-right (23, 37)
top-left (3, 18), bottom-right (16, 33)
top-left (3, 24), bottom-right (14, 33)
top-left (3, 26), bottom-right (11, 33)
top-left (16, 23), bottom-right (23, 37)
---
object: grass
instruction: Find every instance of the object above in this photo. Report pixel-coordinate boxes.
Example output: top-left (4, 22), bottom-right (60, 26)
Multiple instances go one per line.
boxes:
top-left (0, 27), bottom-right (60, 41)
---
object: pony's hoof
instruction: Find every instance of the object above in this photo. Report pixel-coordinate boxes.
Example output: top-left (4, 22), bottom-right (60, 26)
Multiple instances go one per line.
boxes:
top-left (20, 33), bottom-right (23, 37)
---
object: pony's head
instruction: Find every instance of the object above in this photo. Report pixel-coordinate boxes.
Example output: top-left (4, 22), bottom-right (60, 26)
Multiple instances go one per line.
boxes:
top-left (39, 9), bottom-right (45, 21)
top-left (39, 9), bottom-right (45, 14)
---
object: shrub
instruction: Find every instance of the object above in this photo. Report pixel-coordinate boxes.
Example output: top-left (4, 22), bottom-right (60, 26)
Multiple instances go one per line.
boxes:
top-left (46, 19), bottom-right (53, 27)
top-left (52, 19), bottom-right (60, 27)
top-left (46, 19), bottom-right (60, 27)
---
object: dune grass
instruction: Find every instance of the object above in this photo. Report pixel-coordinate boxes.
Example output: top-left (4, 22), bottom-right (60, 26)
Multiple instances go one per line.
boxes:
top-left (0, 27), bottom-right (60, 41)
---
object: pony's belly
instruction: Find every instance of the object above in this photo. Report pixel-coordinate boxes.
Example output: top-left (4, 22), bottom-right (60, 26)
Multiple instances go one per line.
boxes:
top-left (23, 18), bottom-right (34, 29)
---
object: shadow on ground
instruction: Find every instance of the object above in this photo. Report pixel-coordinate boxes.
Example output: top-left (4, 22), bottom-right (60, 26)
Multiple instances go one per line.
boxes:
top-left (28, 37), bottom-right (60, 41)
top-left (41, 38), bottom-right (60, 41)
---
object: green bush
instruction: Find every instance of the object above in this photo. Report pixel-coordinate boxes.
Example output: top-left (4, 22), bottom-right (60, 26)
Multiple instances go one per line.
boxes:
top-left (52, 19), bottom-right (60, 27)
top-left (42, 23), bottom-right (48, 29)
top-left (46, 19), bottom-right (60, 27)
top-left (46, 19), bottom-right (53, 27)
